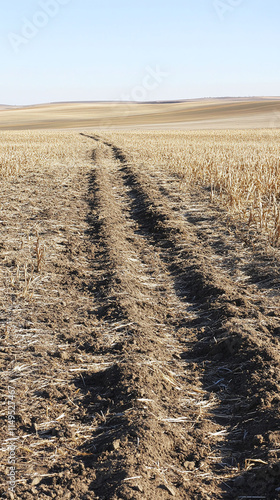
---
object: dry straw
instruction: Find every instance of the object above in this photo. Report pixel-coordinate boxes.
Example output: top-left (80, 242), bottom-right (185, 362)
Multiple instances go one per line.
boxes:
top-left (102, 129), bottom-right (280, 246)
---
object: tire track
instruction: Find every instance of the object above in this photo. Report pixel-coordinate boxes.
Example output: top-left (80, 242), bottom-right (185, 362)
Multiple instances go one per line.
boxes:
top-left (0, 137), bottom-right (117, 500)
top-left (83, 133), bottom-right (280, 500)
top-left (81, 136), bottom-right (229, 499)
top-left (119, 152), bottom-right (280, 500)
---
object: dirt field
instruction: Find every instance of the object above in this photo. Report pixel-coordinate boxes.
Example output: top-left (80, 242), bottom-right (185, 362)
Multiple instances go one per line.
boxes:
top-left (1, 130), bottom-right (280, 500)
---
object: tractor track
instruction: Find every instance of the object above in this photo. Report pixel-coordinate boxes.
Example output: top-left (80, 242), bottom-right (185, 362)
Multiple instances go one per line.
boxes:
top-left (1, 132), bottom-right (280, 500)
top-left (79, 134), bottom-right (280, 499)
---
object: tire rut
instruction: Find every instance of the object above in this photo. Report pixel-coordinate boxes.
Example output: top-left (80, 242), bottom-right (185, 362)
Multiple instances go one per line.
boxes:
top-left (84, 133), bottom-right (280, 500)
top-left (84, 140), bottom-right (224, 499)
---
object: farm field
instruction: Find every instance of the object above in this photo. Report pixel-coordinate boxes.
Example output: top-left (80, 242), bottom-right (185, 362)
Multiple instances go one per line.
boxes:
top-left (1, 98), bottom-right (280, 130)
top-left (1, 129), bottom-right (280, 499)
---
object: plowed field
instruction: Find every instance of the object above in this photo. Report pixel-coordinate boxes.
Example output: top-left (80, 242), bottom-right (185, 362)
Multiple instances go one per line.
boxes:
top-left (1, 131), bottom-right (280, 500)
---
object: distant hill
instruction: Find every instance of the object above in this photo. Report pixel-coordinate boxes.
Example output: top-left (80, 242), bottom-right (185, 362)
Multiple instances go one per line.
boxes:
top-left (0, 105), bottom-right (15, 110)
top-left (1, 97), bottom-right (280, 130)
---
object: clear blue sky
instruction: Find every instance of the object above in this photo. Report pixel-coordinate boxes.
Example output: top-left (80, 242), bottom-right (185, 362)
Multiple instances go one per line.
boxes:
top-left (0, 0), bottom-right (279, 105)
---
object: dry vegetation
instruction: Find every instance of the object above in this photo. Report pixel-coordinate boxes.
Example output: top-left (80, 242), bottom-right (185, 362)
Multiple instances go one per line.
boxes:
top-left (102, 129), bottom-right (280, 246)
top-left (2, 130), bottom-right (280, 247)
top-left (0, 131), bottom-right (87, 178)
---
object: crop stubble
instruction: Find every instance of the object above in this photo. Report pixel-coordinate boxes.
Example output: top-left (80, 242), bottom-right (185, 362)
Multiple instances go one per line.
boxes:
top-left (0, 130), bottom-right (280, 499)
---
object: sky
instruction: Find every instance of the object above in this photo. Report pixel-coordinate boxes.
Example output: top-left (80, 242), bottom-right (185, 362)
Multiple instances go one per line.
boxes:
top-left (0, 0), bottom-right (279, 105)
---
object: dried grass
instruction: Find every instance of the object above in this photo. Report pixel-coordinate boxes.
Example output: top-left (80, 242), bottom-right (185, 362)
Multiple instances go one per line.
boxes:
top-left (101, 129), bottom-right (280, 246)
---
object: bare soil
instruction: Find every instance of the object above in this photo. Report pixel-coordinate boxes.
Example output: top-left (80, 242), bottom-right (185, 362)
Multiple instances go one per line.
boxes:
top-left (1, 133), bottom-right (280, 500)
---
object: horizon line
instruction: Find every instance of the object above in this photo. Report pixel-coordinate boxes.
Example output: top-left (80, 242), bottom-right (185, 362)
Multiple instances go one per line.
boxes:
top-left (2, 96), bottom-right (280, 108)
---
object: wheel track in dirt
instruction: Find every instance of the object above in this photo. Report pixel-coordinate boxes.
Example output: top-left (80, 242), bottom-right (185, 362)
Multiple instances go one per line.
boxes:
top-left (0, 141), bottom-right (120, 500)
top-left (82, 133), bottom-right (280, 500)
top-left (84, 138), bottom-right (221, 499)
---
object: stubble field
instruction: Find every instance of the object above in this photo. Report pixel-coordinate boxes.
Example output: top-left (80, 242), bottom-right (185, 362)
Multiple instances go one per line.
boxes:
top-left (1, 129), bottom-right (280, 500)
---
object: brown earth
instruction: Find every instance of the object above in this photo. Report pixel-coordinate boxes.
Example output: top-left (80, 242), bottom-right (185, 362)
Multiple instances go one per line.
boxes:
top-left (1, 132), bottom-right (280, 499)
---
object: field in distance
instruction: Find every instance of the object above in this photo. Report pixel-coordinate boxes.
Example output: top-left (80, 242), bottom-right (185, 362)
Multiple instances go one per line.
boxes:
top-left (1, 97), bottom-right (280, 130)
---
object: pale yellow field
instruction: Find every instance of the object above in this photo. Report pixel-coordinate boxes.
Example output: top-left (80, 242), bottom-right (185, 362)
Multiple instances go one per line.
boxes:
top-left (0, 130), bottom-right (88, 177)
top-left (1, 98), bottom-right (280, 130)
